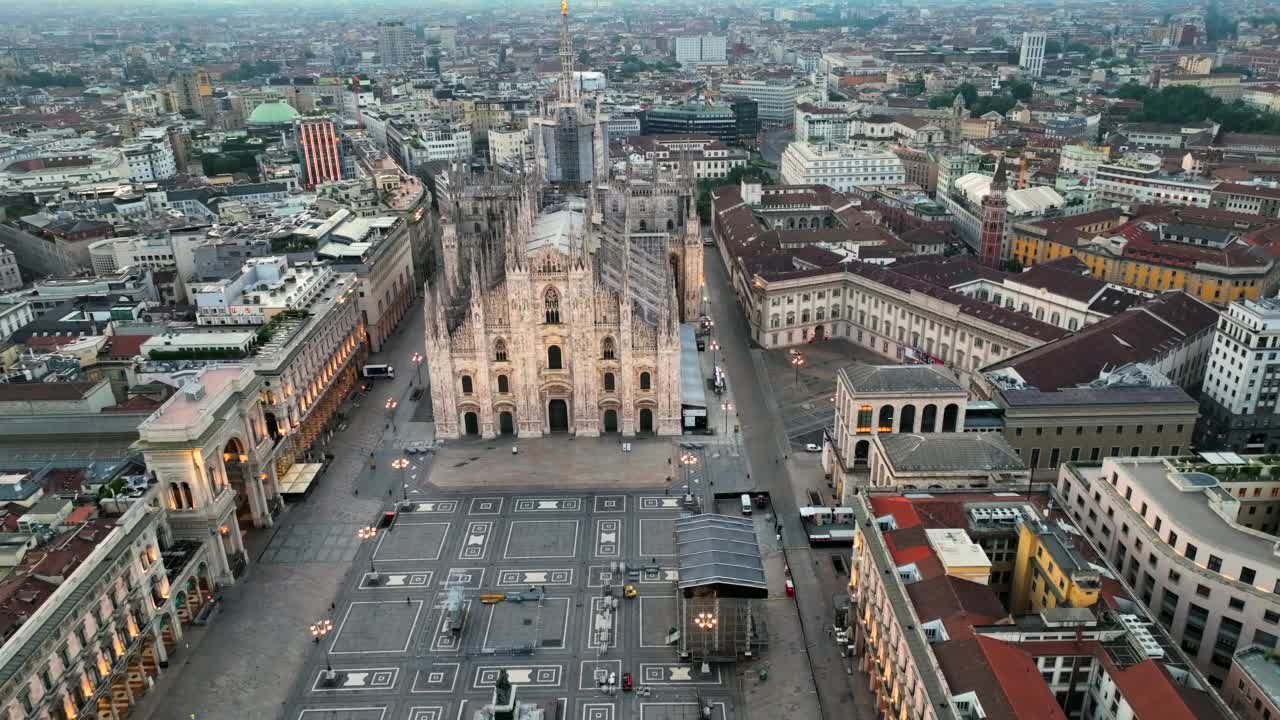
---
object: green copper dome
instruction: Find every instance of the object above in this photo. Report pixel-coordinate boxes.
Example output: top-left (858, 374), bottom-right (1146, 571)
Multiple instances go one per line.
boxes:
top-left (247, 100), bottom-right (300, 126)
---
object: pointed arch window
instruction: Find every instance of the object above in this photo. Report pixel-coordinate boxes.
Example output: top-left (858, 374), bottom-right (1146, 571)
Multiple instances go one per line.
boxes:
top-left (544, 288), bottom-right (561, 324)
top-left (494, 339), bottom-right (508, 362)
top-left (602, 337), bottom-right (616, 360)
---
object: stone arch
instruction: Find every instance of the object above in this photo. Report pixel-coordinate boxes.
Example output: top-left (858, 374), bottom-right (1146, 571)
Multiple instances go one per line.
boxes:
top-left (942, 403), bottom-right (960, 432)
top-left (799, 217), bottom-right (809, 229)
top-left (494, 338), bottom-right (508, 362)
top-left (877, 405), bottom-right (895, 432)
top-left (639, 371), bottom-right (651, 390)
top-left (639, 219), bottom-right (647, 232)
top-left (899, 404), bottom-right (917, 433)
top-left (497, 374), bottom-right (510, 393)
top-left (602, 336), bottom-right (616, 360)
top-left (638, 407), bottom-right (654, 433)
top-left (461, 375), bottom-right (474, 394)
top-left (854, 439), bottom-right (870, 465)
top-left (603, 408), bottom-right (619, 433)
top-left (666, 219), bottom-right (674, 231)
top-left (547, 345), bottom-right (563, 370)
top-left (603, 372), bottom-right (616, 392)
top-left (498, 410), bottom-right (515, 435)
top-left (921, 404), bottom-right (938, 432)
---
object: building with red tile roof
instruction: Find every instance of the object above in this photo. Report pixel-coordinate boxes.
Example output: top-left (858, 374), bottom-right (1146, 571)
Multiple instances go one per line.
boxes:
top-left (846, 491), bottom-right (1230, 720)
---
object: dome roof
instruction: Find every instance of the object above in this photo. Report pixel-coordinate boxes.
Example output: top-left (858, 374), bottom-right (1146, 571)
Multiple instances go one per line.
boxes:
top-left (247, 100), bottom-right (300, 126)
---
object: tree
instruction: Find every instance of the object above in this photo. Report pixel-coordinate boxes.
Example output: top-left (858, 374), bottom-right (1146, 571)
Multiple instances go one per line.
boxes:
top-left (991, 37), bottom-right (1008, 49)
top-left (1006, 78), bottom-right (1033, 102)
top-left (224, 60), bottom-right (281, 81)
top-left (578, 49), bottom-right (590, 67)
top-left (1112, 83), bottom-right (1152, 101)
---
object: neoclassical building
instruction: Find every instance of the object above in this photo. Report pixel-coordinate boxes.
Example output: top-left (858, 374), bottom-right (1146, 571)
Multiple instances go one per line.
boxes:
top-left (425, 159), bottom-right (702, 439)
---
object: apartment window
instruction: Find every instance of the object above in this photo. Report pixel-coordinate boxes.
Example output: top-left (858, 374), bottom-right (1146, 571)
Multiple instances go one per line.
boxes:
top-left (1255, 629), bottom-right (1279, 650)
top-left (1070, 447), bottom-right (1080, 462)
top-left (1111, 446), bottom-right (1121, 457)
top-left (1154, 516), bottom-right (1163, 532)
top-left (1241, 567), bottom-right (1257, 585)
top-left (1089, 447), bottom-right (1101, 462)
top-left (1208, 555), bottom-right (1223, 572)
top-left (1196, 584), bottom-right (1211, 598)
top-left (1229, 597), bottom-right (1246, 612)
top-left (1265, 609), bottom-right (1280, 625)
top-left (1130, 446), bottom-right (1141, 456)
top-left (1140, 502), bottom-right (1148, 518)
top-left (1156, 424), bottom-right (1164, 433)
top-left (1168, 568), bottom-right (1181, 583)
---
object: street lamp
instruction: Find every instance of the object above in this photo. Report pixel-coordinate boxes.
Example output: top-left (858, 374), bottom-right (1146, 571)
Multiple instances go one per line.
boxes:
top-left (392, 458), bottom-right (410, 503)
top-left (790, 352), bottom-right (806, 387)
top-left (411, 352), bottom-right (424, 388)
top-left (385, 397), bottom-right (399, 432)
top-left (679, 452), bottom-right (698, 491)
top-left (708, 340), bottom-right (720, 370)
top-left (309, 618), bottom-right (334, 671)
top-left (720, 401), bottom-right (732, 436)
top-left (356, 526), bottom-right (379, 583)
top-left (693, 611), bottom-right (718, 630)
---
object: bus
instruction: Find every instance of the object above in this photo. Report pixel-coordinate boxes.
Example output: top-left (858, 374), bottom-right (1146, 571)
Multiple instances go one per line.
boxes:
top-left (362, 364), bottom-right (395, 379)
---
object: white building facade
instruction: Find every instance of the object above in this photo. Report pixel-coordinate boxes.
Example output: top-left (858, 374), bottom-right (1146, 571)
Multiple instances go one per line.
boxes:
top-left (1019, 31), bottom-right (1047, 78)
top-left (780, 143), bottom-right (906, 191)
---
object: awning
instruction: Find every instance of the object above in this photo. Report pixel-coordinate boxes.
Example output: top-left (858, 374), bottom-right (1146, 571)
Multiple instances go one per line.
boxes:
top-left (680, 323), bottom-right (707, 410)
top-left (278, 463), bottom-right (324, 496)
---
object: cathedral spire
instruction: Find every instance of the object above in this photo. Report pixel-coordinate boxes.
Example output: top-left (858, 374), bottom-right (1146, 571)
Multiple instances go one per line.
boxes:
top-left (558, 0), bottom-right (577, 104)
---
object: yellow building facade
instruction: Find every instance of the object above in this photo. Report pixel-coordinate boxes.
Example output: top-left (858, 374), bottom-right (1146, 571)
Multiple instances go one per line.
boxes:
top-left (1010, 520), bottom-right (1101, 614)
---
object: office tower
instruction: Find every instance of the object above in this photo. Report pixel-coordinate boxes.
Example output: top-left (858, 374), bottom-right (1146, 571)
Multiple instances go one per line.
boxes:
top-left (1019, 31), bottom-right (1046, 77)
top-left (297, 118), bottom-right (343, 188)
top-left (378, 20), bottom-right (415, 67)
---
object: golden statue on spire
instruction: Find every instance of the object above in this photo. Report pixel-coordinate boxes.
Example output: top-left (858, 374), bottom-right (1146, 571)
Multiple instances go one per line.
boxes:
top-left (561, 0), bottom-right (568, 16)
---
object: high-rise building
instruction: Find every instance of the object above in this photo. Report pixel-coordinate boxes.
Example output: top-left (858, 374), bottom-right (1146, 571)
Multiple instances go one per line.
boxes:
top-left (377, 20), bottom-right (415, 67)
top-left (296, 117), bottom-right (343, 189)
top-left (674, 34), bottom-right (727, 66)
top-left (979, 158), bottom-right (1008, 267)
top-left (723, 77), bottom-right (800, 126)
top-left (170, 68), bottom-right (213, 118)
top-left (1019, 31), bottom-right (1047, 77)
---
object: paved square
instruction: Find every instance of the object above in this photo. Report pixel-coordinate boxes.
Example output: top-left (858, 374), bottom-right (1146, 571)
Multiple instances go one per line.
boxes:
top-left (264, 523), bottom-right (363, 563)
top-left (373, 522), bottom-right (449, 562)
top-left (285, 490), bottom-right (741, 719)
top-left (638, 518), bottom-right (676, 557)
top-left (481, 597), bottom-right (570, 651)
top-left (331, 601), bottom-right (423, 654)
top-left (639, 596), bottom-right (678, 647)
top-left (503, 519), bottom-right (580, 559)
top-left (296, 707), bottom-right (386, 720)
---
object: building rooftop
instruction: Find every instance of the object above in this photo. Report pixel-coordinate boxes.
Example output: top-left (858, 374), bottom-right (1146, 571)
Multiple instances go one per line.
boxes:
top-left (1078, 458), bottom-right (1279, 575)
top-left (839, 363), bottom-right (966, 395)
top-left (674, 514), bottom-right (766, 594)
top-left (878, 433), bottom-right (1025, 474)
top-left (1234, 645), bottom-right (1280, 710)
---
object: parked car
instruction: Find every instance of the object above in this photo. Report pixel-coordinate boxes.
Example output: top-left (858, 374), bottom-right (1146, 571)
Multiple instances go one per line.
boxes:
top-left (622, 673), bottom-right (633, 691)
top-left (804, 443), bottom-right (822, 452)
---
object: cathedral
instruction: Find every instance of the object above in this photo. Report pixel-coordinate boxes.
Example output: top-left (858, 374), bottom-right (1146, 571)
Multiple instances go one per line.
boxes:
top-left (423, 3), bottom-right (703, 440)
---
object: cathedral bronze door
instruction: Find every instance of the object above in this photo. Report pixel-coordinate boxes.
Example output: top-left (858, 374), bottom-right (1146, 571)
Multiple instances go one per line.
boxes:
top-left (548, 400), bottom-right (569, 432)
top-left (603, 409), bottom-right (618, 433)
top-left (463, 412), bottom-right (480, 436)
top-left (639, 408), bottom-right (654, 434)
top-left (499, 411), bottom-right (515, 435)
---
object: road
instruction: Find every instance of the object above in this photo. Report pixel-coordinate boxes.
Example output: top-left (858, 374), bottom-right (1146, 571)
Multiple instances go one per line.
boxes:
top-left (702, 246), bottom-right (876, 720)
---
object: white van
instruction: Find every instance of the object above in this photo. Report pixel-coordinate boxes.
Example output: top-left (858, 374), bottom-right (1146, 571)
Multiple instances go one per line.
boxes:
top-left (741, 494), bottom-right (752, 515)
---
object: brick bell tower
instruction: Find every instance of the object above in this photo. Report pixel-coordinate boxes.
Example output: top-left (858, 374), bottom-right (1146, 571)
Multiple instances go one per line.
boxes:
top-left (979, 157), bottom-right (1008, 268)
